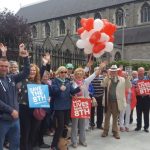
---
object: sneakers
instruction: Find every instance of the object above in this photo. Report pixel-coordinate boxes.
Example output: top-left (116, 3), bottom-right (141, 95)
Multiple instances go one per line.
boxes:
top-left (72, 143), bottom-right (77, 148)
top-left (79, 141), bottom-right (87, 147)
top-left (120, 127), bottom-right (125, 132)
top-left (125, 127), bottom-right (129, 132)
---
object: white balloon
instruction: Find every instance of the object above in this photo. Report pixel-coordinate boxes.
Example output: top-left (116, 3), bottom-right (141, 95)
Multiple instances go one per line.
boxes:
top-left (99, 33), bottom-right (110, 42)
top-left (84, 48), bottom-right (92, 54)
top-left (93, 50), bottom-right (105, 58)
top-left (80, 29), bottom-right (97, 40)
top-left (84, 38), bottom-right (93, 52)
top-left (76, 39), bottom-right (86, 49)
top-left (80, 31), bottom-right (89, 39)
top-left (104, 42), bottom-right (114, 52)
top-left (88, 29), bottom-right (97, 37)
top-left (94, 19), bottom-right (104, 31)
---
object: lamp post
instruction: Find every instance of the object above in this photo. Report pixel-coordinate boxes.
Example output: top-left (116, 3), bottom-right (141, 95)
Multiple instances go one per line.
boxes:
top-left (121, 12), bottom-right (126, 60)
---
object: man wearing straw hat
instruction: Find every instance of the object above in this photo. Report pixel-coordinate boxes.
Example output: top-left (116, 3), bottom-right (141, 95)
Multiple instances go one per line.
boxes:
top-left (101, 65), bottom-right (131, 139)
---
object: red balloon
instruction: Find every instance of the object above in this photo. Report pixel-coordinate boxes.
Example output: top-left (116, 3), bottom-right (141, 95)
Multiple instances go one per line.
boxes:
top-left (89, 31), bottom-right (101, 44)
top-left (80, 18), bottom-right (88, 27)
top-left (77, 27), bottom-right (85, 35)
top-left (103, 23), bottom-right (117, 36)
top-left (101, 19), bottom-right (117, 36)
top-left (92, 42), bottom-right (105, 53)
top-left (109, 35), bottom-right (115, 42)
top-left (84, 18), bottom-right (94, 31)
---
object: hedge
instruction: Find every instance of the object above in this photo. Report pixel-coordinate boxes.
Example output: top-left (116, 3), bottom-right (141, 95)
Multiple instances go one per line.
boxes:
top-left (108, 60), bottom-right (150, 71)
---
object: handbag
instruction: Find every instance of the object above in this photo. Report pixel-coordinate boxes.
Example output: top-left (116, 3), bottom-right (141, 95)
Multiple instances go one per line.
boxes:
top-left (33, 108), bottom-right (46, 121)
top-left (91, 97), bottom-right (98, 107)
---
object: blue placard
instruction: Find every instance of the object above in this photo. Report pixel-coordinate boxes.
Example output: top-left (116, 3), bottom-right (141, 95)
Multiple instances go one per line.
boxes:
top-left (27, 84), bottom-right (50, 108)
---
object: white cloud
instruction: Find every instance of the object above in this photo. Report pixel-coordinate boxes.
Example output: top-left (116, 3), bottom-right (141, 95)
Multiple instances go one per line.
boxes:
top-left (0, 0), bottom-right (47, 13)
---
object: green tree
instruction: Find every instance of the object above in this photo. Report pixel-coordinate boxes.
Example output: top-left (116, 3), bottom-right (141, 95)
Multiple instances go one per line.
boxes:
top-left (0, 9), bottom-right (31, 48)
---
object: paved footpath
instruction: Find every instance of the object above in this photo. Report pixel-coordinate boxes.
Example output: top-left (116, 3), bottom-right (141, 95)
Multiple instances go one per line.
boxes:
top-left (4, 114), bottom-right (150, 150)
top-left (42, 120), bottom-right (150, 150)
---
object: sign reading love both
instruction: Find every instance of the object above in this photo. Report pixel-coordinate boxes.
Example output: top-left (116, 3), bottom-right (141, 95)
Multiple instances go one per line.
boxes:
top-left (71, 97), bottom-right (91, 119)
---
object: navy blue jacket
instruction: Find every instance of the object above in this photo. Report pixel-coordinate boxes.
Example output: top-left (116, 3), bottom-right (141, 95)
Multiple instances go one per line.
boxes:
top-left (0, 57), bottom-right (30, 120)
top-left (51, 78), bottom-right (80, 110)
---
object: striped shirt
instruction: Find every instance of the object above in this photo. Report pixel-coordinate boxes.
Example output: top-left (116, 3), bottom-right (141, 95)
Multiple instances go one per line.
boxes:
top-left (91, 75), bottom-right (104, 97)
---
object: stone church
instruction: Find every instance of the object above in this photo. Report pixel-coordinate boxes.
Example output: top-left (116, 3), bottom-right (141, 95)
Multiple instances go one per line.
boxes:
top-left (17, 0), bottom-right (150, 65)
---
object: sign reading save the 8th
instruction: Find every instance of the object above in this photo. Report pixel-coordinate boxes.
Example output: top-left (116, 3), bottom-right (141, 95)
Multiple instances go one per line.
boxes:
top-left (27, 84), bottom-right (50, 108)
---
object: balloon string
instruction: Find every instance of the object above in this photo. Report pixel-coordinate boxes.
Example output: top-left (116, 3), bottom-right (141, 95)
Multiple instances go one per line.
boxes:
top-left (88, 54), bottom-right (93, 74)
top-left (89, 53), bottom-right (93, 62)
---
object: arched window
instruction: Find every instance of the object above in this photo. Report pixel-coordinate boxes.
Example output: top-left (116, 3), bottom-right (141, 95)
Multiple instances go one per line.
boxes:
top-left (141, 3), bottom-right (150, 23)
top-left (59, 20), bottom-right (65, 35)
top-left (115, 8), bottom-right (124, 26)
top-left (75, 16), bottom-right (81, 31)
top-left (114, 52), bottom-right (121, 61)
top-left (45, 23), bottom-right (50, 37)
top-left (94, 12), bottom-right (101, 19)
top-left (32, 25), bottom-right (37, 38)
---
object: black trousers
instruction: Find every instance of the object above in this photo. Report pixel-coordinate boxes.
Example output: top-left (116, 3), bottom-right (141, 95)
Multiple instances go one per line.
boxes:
top-left (51, 110), bottom-right (70, 148)
top-left (19, 104), bottom-right (41, 150)
top-left (91, 96), bottom-right (104, 128)
top-left (38, 113), bottom-right (50, 145)
top-left (136, 96), bottom-right (150, 129)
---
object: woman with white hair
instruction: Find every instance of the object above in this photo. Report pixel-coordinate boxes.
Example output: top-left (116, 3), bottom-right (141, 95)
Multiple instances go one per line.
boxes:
top-left (50, 66), bottom-right (81, 150)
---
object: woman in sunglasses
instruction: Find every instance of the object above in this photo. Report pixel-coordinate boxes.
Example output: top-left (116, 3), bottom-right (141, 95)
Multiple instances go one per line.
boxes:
top-left (50, 66), bottom-right (81, 150)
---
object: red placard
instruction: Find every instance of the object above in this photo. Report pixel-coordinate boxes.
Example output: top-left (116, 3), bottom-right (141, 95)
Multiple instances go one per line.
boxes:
top-left (137, 80), bottom-right (150, 95)
top-left (71, 97), bottom-right (91, 119)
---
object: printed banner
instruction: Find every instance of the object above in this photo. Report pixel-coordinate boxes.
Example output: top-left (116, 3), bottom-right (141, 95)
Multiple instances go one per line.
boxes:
top-left (27, 84), bottom-right (50, 108)
top-left (137, 80), bottom-right (150, 95)
top-left (71, 97), bottom-right (91, 119)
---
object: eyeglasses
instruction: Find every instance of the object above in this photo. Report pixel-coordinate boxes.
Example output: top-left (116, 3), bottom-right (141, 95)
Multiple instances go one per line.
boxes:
top-left (60, 71), bottom-right (67, 74)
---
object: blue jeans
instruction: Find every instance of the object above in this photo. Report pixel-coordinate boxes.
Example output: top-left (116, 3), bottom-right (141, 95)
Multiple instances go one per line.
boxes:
top-left (0, 119), bottom-right (20, 150)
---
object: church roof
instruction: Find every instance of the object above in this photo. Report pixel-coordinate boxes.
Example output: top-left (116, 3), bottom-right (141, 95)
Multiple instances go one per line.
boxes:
top-left (17, 0), bottom-right (135, 23)
top-left (115, 25), bottom-right (150, 44)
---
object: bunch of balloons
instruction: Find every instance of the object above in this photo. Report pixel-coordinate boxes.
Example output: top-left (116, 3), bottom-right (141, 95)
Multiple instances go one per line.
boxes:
top-left (76, 18), bottom-right (117, 57)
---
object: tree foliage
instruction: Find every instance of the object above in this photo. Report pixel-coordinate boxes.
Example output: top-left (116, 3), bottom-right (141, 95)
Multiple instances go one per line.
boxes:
top-left (0, 9), bottom-right (31, 48)
top-left (109, 60), bottom-right (150, 71)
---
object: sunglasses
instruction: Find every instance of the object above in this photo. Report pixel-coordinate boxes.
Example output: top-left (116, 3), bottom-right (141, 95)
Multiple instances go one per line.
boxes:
top-left (60, 71), bottom-right (67, 74)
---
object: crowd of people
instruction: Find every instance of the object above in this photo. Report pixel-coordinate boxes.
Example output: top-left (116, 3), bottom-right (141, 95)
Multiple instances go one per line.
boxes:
top-left (0, 43), bottom-right (150, 150)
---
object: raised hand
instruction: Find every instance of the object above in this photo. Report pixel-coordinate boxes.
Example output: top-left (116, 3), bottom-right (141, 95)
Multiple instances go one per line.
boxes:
top-left (60, 85), bottom-right (66, 91)
top-left (19, 43), bottom-right (29, 57)
top-left (42, 52), bottom-right (51, 65)
top-left (99, 61), bottom-right (107, 70)
top-left (0, 43), bottom-right (7, 56)
top-left (87, 59), bottom-right (93, 68)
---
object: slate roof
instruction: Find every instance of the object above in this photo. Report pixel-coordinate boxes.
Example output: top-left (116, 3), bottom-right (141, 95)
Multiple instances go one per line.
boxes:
top-left (17, 0), bottom-right (135, 23)
top-left (115, 25), bottom-right (150, 44)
